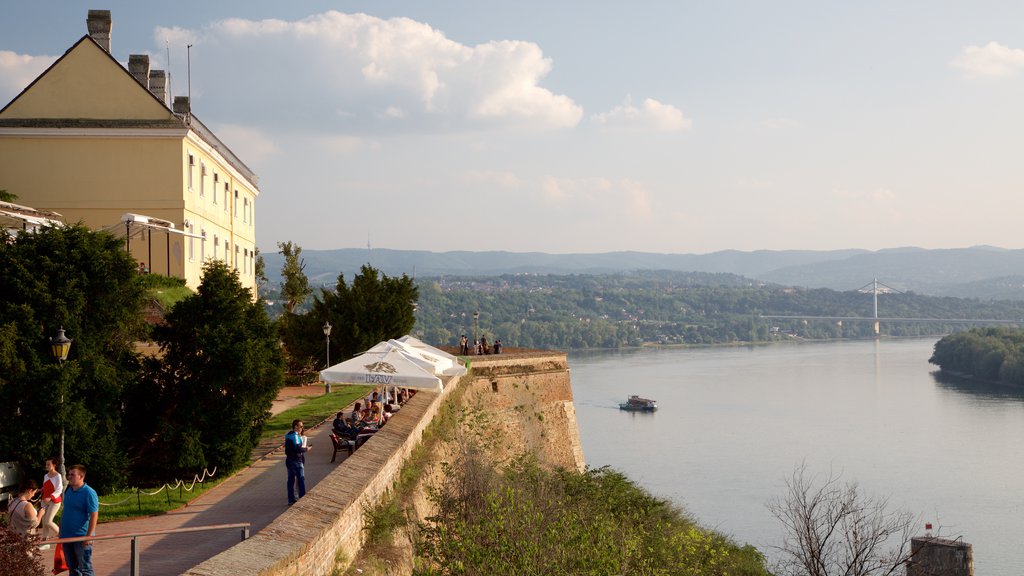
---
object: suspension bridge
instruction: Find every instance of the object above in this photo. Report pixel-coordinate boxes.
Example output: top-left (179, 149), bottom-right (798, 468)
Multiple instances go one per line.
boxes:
top-left (760, 278), bottom-right (1024, 335)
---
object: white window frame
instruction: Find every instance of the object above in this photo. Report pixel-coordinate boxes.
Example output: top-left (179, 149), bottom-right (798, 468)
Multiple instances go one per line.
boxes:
top-left (188, 154), bottom-right (195, 191)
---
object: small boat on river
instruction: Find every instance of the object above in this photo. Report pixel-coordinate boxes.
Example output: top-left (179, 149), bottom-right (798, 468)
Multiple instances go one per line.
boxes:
top-left (619, 395), bottom-right (657, 412)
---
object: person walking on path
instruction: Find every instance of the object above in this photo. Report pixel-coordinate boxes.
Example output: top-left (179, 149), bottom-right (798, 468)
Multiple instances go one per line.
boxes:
top-left (285, 419), bottom-right (311, 505)
top-left (60, 464), bottom-right (99, 576)
top-left (40, 456), bottom-right (63, 544)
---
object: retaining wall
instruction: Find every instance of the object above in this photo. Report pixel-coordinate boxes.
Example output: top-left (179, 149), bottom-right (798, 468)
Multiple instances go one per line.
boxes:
top-left (183, 351), bottom-right (579, 576)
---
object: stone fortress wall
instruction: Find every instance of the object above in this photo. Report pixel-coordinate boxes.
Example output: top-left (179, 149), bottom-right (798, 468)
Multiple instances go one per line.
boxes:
top-left (184, 351), bottom-right (583, 576)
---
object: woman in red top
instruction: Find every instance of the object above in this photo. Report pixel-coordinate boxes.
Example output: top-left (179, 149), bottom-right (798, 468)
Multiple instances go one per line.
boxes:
top-left (40, 456), bottom-right (63, 543)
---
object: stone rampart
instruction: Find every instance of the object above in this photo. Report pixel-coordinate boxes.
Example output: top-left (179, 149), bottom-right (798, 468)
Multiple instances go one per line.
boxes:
top-left (183, 351), bottom-right (580, 576)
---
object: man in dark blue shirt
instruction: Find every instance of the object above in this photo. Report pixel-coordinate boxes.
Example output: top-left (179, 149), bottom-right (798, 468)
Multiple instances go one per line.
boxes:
top-left (284, 419), bottom-right (310, 505)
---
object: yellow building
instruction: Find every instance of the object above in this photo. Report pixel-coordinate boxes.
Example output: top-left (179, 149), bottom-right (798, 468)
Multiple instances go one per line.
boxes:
top-left (0, 11), bottom-right (259, 294)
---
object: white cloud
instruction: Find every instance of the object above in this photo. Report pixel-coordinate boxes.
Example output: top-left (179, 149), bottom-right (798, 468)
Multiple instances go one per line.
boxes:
top-left (540, 176), bottom-right (652, 218)
top-left (591, 97), bottom-right (692, 132)
top-left (0, 51), bottom-right (56, 106)
top-left (758, 117), bottom-right (799, 129)
top-left (950, 42), bottom-right (1024, 77)
top-left (462, 170), bottom-right (522, 189)
top-left (211, 124), bottom-right (280, 166)
top-left (155, 11), bottom-right (582, 133)
top-left (831, 187), bottom-right (897, 202)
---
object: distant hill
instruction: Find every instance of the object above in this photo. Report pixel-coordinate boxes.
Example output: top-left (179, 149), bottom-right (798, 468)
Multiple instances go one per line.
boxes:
top-left (259, 246), bottom-right (1024, 300)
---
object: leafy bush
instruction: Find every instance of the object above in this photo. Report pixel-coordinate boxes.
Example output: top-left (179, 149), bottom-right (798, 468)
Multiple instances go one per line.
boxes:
top-left (0, 523), bottom-right (46, 576)
top-left (415, 450), bottom-right (769, 576)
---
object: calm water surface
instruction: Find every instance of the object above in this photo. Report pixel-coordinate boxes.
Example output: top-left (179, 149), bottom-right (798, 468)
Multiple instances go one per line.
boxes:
top-left (568, 338), bottom-right (1024, 575)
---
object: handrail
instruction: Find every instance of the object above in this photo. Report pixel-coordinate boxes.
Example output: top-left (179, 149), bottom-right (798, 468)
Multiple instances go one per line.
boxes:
top-left (37, 522), bottom-right (251, 545)
top-left (37, 522), bottom-right (250, 576)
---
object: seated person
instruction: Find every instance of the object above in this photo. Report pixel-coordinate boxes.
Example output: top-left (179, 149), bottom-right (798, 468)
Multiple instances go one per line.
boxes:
top-left (348, 402), bottom-right (363, 426)
top-left (362, 405), bottom-right (384, 428)
top-left (333, 411), bottom-right (358, 437)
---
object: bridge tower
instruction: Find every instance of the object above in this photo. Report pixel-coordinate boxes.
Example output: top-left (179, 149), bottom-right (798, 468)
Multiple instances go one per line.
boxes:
top-left (856, 278), bottom-right (901, 337)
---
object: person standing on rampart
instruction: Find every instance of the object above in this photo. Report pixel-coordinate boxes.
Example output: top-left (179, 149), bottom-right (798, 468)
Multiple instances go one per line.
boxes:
top-left (60, 464), bottom-right (98, 576)
top-left (285, 419), bottom-right (310, 505)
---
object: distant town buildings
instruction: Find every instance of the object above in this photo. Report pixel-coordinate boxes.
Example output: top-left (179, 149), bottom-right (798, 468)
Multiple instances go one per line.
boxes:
top-left (0, 10), bottom-right (259, 294)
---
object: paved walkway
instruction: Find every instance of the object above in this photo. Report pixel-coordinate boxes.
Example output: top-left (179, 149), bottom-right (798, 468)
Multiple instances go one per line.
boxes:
top-left (88, 387), bottom-right (354, 576)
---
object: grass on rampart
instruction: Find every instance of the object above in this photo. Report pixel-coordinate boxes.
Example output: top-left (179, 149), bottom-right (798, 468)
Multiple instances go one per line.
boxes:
top-left (90, 387), bottom-right (370, 523)
top-left (260, 386), bottom-right (371, 442)
top-left (139, 274), bottom-right (193, 310)
top-left (97, 475), bottom-right (227, 522)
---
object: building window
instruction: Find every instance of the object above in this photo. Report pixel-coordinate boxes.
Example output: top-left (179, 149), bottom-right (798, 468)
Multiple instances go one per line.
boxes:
top-left (235, 245), bottom-right (240, 270)
top-left (188, 154), bottom-right (195, 190)
top-left (213, 235), bottom-right (219, 259)
top-left (200, 162), bottom-right (206, 197)
top-left (243, 198), bottom-right (248, 223)
top-left (200, 229), bottom-right (206, 261)
top-left (225, 242), bottom-right (230, 264)
top-left (224, 184), bottom-right (229, 211)
top-left (212, 173), bottom-right (218, 201)
top-left (243, 248), bottom-right (248, 274)
top-left (234, 190), bottom-right (239, 218)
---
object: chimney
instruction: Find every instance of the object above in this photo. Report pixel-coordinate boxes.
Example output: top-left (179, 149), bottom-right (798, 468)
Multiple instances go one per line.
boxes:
top-left (173, 96), bottom-right (191, 120)
top-left (86, 10), bottom-right (112, 53)
top-left (148, 70), bottom-right (167, 106)
top-left (128, 55), bottom-right (150, 88)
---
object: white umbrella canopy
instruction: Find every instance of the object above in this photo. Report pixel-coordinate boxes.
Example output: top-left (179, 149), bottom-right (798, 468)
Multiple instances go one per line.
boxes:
top-left (375, 338), bottom-right (467, 377)
top-left (320, 346), bottom-right (443, 391)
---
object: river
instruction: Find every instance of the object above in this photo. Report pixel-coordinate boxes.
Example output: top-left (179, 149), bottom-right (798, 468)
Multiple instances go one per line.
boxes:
top-left (568, 338), bottom-right (1024, 575)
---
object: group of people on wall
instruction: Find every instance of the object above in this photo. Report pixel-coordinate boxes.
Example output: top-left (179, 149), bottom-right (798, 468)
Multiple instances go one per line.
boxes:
top-left (6, 457), bottom-right (100, 575)
top-left (458, 334), bottom-right (502, 356)
top-left (285, 386), bottom-right (416, 505)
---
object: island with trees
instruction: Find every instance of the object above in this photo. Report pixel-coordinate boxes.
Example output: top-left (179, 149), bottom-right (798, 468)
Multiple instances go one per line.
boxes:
top-left (929, 327), bottom-right (1024, 385)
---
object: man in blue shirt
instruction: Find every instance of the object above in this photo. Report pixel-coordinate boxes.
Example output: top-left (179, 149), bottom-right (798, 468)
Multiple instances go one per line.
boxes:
top-left (285, 419), bottom-right (311, 505)
top-left (59, 464), bottom-right (99, 576)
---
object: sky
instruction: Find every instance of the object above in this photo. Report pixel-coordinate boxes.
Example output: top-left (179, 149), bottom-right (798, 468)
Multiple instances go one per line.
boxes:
top-left (2, 1), bottom-right (1024, 254)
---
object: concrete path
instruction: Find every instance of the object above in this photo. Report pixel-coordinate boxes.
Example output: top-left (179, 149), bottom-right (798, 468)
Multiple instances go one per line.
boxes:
top-left (88, 388), bottom-right (354, 576)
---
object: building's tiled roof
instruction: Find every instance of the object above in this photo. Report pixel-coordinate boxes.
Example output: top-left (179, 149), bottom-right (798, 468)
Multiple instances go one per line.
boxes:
top-left (0, 118), bottom-right (186, 129)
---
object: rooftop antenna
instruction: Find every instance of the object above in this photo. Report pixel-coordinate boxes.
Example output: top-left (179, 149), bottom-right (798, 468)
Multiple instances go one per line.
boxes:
top-left (186, 43), bottom-right (193, 123)
top-left (165, 40), bottom-right (171, 107)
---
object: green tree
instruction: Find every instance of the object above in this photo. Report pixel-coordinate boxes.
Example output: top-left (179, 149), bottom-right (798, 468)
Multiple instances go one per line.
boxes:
top-left (135, 261), bottom-right (284, 478)
top-left (254, 247), bottom-right (268, 299)
top-left (0, 225), bottom-right (146, 492)
top-left (277, 241), bottom-right (311, 315)
top-left (314, 264), bottom-right (419, 360)
top-left (0, 189), bottom-right (17, 202)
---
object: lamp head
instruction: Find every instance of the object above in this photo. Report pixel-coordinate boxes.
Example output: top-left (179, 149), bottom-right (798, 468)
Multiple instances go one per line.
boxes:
top-left (50, 326), bottom-right (72, 362)
top-left (323, 321), bottom-right (332, 336)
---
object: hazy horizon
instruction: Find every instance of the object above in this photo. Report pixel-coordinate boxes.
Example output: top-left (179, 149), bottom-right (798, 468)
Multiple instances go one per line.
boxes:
top-left (4, 2), bottom-right (1023, 254)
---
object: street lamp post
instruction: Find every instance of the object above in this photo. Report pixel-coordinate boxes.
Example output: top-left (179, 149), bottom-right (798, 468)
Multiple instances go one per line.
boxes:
top-left (473, 311), bottom-right (480, 351)
top-left (50, 326), bottom-right (72, 479)
top-left (322, 321), bottom-right (332, 394)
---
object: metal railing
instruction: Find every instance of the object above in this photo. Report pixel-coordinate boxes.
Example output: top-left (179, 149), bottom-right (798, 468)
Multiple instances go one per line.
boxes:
top-left (38, 522), bottom-right (250, 576)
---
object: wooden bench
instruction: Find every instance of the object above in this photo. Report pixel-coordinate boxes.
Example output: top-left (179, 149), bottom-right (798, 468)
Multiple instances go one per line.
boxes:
top-left (329, 433), bottom-right (355, 462)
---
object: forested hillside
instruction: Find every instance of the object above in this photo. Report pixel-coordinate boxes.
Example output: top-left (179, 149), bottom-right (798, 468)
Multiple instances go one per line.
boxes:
top-left (408, 271), bottom-right (1024, 350)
